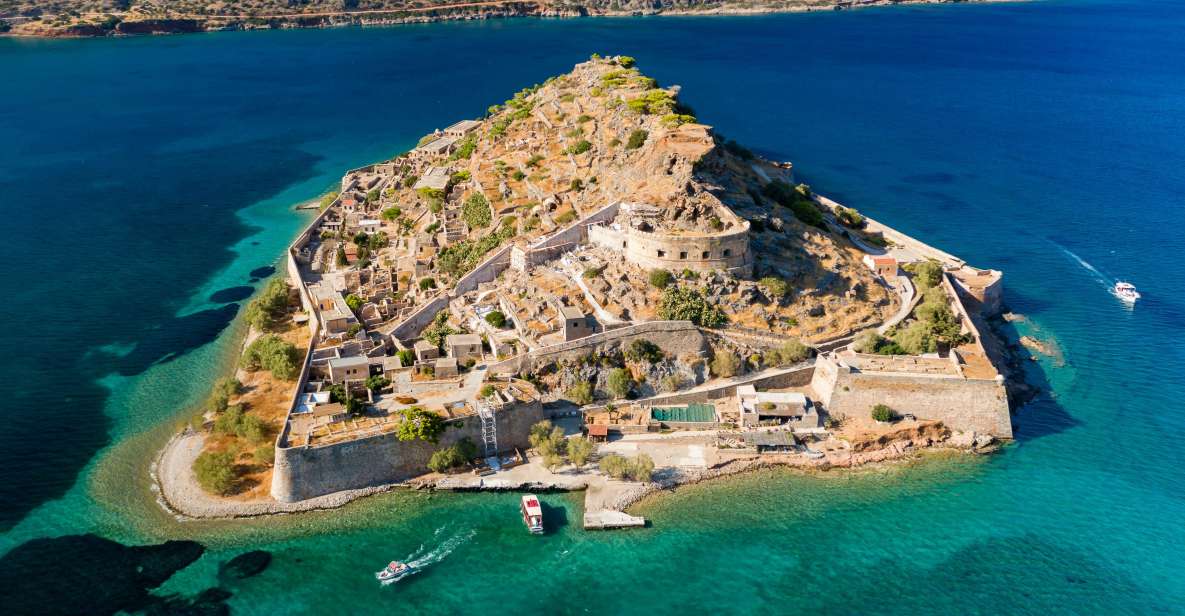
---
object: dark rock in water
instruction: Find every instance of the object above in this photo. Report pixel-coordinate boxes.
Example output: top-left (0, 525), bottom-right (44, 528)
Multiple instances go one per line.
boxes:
top-left (145, 587), bottom-right (233, 616)
top-left (248, 265), bottom-right (275, 278)
top-left (248, 278), bottom-right (260, 283)
top-left (208, 285), bottom-right (254, 304)
top-left (219, 550), bottom-right (272, 581)
top-left (0, 534), bottom-right (204, 616)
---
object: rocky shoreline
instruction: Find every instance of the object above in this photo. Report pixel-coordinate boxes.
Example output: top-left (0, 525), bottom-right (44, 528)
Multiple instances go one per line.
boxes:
top-left (152, 417), bottom-right (995, 521)
top-left (2, 0), bottom-right (1009, 40)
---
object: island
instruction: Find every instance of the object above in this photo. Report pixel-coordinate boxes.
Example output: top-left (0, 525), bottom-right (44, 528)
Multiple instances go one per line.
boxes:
top-left (2, 0), bottom-right (995, 38)
top-left (156, 56), bottom-right (1021, 529)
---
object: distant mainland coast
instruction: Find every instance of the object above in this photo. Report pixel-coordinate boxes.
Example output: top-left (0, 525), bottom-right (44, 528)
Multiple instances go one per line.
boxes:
top-left (1, 0), bottom-right (1013, 39)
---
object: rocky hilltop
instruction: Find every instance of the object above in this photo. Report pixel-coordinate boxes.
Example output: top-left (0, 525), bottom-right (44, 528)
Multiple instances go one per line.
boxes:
top-left (1, 0), bottom-right (987, 38)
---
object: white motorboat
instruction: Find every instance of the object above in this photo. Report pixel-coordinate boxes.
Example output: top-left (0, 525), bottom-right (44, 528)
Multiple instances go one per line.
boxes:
top-left (1113, 281), bottom-right (1140, 303)
top-left (521, 494), bottom-right (544, 534)
top-left (375, 561), bottom-right (414, 583)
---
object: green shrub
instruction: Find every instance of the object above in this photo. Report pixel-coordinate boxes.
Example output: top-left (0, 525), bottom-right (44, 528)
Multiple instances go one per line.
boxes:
top-left (449, 135), bottom-right (477, 161)
top-left (758, 276), bottom-right (790, 300)
top-left (616, 55), bottom-right (636, 68)
top-left (625, 339), bottom-right (664, 364)
top-left (661, 113), bottom-right (696, 127)
top-left (566, 381), bottom-right (594, 406)
top-left (567, 436), bottom-right (594, 468)
top-left (762, 180), bottom-right (825, 228)
top-left (193, 451), bottom-right (237, 495)
top-left (396, 407), bottom-right (447, 443)
top-left (607, 368), bottom-right (633, 399)
top-left (836, 206), bottom-right (865, 228)
top-left (660, 374), bottom-right (684, 393)
top-left (205, 377), bottom-right (242, 414)
top-left (422, 313), bottom-right (458, 348)
top-left (555, 211), bottom-right (576, 225)
top-left (480, 384), bottom-right (496, 398)
top-left (566, 140), bottom-right (592, 155)
top-left (381, 206), bottom-right (402, 221)
top-left (583, 265), bottom-right (605, 279)
top-left (419, 277), bottom-right (437, 291)
top-left (529, 420), bottom-right (567, 458)
top-left (242, 278), bottom-right (290, 331)
top-left (599, 453), bottom-right (630, 479)
top-left (241, 335), bottom-right (299, 380)
top-left (630, 454), bottom-right (655, 482)
top-left (427, 438), bottom-right (479, 473)
top-left (484, 310), bottom-right (507, 328)
top-left (657, 286), bottom-right (727, 328)
top-left (710, 352), bottom-right (742, 378)
top-left (397, 348), bottom-right (415, 367)
top-left (345, 293), bottom-right (364, 312)
top-left (365, 375), bottom-right (390, 391)
top-left (871, 404), bottom-right (895, 423)
top-left (649, 269), bottom-right (674, 289)
top-left (462, 193), bottom-right (492, 228)
top-left (511, 170), bottom-right (526, 181)
top-left (904, 260), bottom-right (944, 290)
top-left (765, 339), bottom-right (809, 366)
top-left (253, 444), bottom-right (275, 466)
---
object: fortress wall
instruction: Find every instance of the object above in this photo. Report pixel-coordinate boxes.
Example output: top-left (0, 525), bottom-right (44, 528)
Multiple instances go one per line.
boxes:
top-left (488, 320), bottom-right (708, 375)
top-left (389, 244), bottom-right (512, 342)
top-left (631, 364), bottom-right (816, 407)
top-left (532, 201), bottom-right (620, 251)
top-left (390, 295), bottom-right (449, 342)
top-left (272, 400), bottom-right (544, 502)
top-left (454, 244), bottom-right (513, 296)
top-left (950, 268), bottom-right (1004, 317)
top-left (810, 354), bottom-right (1011, 437)
top-left (589, 222), bottom-right (752, 275)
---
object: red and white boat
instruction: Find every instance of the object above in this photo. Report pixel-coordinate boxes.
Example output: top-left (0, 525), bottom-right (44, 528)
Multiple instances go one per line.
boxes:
top-left (521, 494), bottom-right (544, 534)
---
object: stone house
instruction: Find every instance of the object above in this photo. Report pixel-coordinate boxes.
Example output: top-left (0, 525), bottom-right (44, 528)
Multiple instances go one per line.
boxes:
top-left (559, 305), bottom-right (591, 342)
top-left (445, 333), bottom-right (483, 364)
top-left (434, 357), bottom-right (459, 379)
top-left (862, 254), bottom-right (898, 279)
top-left (413, 340), bottom-right (440, 363)
top-left (327, 356), bottom-right (370, 384)
top-left (443, 119), bottom-right (480, 138)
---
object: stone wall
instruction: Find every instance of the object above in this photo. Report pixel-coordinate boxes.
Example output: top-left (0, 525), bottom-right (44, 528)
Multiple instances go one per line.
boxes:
top-left (588, 220), bottom-right (752, 275)
top-left (488, 320), bottom-right (709, 375)
top-left (389, 242), bottom-right (514, 343)
top-left (511, 201), bottom-right (621, 271)
top-left (809, 353), bottom-right (1011, 437)
top-left (634, 364), bottom-right (816, 407)
top-left (271, 399), bottom-right (544, 502)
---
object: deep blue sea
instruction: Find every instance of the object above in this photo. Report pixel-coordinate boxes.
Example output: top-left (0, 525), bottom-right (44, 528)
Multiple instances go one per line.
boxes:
top-left (2, 0), bottom-right (1185, 613)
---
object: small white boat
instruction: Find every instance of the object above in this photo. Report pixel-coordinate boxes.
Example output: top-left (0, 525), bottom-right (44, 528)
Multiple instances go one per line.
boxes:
top-left (375, 561), bottom-right (414, 583)
top-left (521, 494), bottom-right (544, 535)
top-left (1114, 281), bottom-right (1141, 303)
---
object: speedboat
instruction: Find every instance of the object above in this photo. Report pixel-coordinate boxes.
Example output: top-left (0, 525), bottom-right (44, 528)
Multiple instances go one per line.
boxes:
top-left (1114, 281), bottom-right (1140, 304)
top-left (375, 561), bottom-right (414, 583)
top-left (521, 494), bottom-right (544, 535)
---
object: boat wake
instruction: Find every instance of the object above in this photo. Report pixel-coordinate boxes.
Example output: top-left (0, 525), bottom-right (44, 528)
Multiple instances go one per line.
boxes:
top-left (1054, 243), bottom-right (1138, 306)
top-left (380, 527), bottom-right (475, 586)
top-left (1056, 244), bottom-right (1108, 284)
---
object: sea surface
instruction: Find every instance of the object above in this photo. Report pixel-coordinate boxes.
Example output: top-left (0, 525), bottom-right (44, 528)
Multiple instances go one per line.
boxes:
top-left (2, 0), bottom-right (1185, 613)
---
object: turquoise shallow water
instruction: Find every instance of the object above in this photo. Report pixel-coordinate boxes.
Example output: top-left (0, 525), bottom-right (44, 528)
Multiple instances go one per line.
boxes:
top-left (3, 0), bottom-right (1185, 613)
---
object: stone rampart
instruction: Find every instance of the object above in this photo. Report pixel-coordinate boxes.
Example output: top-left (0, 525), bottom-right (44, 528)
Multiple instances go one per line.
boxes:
top-left (488, 320), bottom-right (708, 375)
top-left (271, 399), bottom-right (543, 502)
top-left (634, 364), bottom-right (816, 407)
top-left (589, 219), bottom-right (752, 276)
top-left (809, 353), bottom-right (1011, 437)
